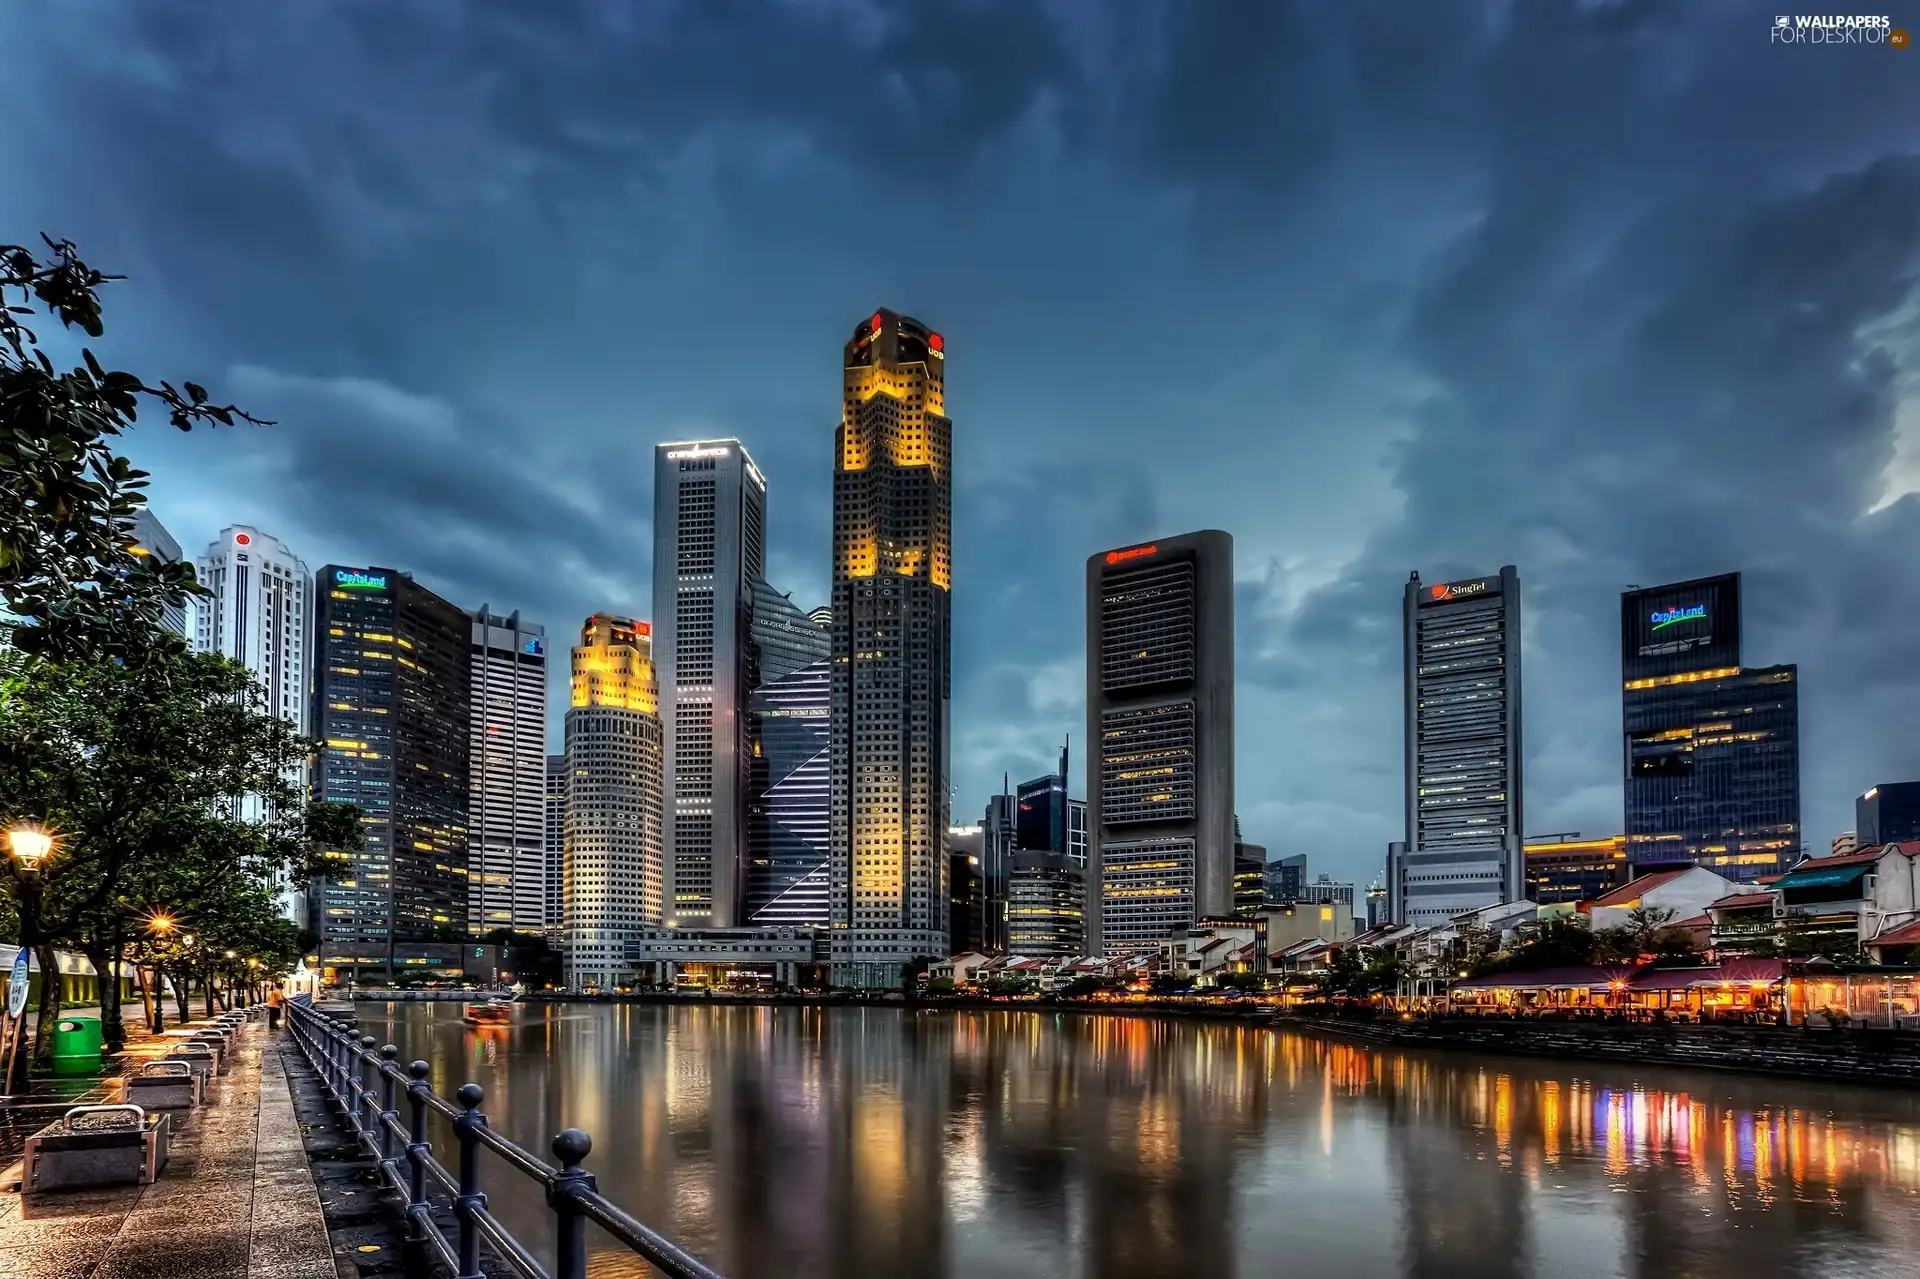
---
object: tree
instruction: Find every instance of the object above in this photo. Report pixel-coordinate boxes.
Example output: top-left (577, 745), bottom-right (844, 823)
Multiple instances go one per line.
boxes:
top-left (1500, 916), bottom-right (1597, 971)
top-left (1, 236), bottom-right (266, 659)
top-left (0, 643), bottom-right (359, 1052)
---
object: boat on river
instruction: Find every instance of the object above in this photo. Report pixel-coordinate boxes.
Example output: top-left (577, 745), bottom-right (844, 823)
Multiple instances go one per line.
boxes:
top-left (462, 998), bottom-right (515, 1026)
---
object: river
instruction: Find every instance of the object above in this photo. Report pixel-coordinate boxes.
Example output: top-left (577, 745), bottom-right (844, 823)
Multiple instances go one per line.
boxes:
top-left (349, 1002), bottom-right (1920, 1279)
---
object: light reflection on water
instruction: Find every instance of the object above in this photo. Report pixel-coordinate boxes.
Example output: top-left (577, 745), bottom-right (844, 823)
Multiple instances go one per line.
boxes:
top-left (349, 1003), bottom-right (1920, 1279)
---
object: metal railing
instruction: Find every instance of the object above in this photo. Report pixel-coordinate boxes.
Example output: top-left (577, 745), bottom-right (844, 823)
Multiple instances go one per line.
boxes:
top-left (286, 998), bottom-right (723, 1279)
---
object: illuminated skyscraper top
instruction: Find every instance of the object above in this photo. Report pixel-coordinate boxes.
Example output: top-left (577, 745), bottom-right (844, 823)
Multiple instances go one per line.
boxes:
top-left (829, 308), bottom-right (953, 989)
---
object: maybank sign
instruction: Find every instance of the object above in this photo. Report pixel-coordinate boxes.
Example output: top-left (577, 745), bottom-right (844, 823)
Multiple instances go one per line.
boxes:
top-left (1650, 604), bottom-right (1707, 631)
top-left (334, 570), bottom-right (388, 591)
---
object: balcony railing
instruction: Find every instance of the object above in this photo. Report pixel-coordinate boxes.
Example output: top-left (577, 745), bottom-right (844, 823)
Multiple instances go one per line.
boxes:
top-left (286, 998), bottom-right (723, 1279)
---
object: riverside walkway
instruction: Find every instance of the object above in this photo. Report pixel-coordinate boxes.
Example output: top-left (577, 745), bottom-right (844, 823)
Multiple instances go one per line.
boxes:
top-left (0, 1017), bottom-right (338, 1279)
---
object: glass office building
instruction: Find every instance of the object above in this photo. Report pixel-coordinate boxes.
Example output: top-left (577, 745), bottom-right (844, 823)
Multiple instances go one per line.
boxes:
top-left (1392, 566), bottom-right (1525, 928)
top-left (1858, 782), bottom-right (1920, 846)
top-left (1622, 573), bottom-right (1799, 881)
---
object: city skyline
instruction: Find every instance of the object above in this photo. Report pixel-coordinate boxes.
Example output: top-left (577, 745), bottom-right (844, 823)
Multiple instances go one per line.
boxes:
top-left (11, 3), bottom-right (1920, 893)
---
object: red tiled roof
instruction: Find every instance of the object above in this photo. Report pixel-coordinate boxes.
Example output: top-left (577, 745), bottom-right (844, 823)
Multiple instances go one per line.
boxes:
top-left (1791, 848), bottom-right (1891, 870)
top-left (1670, 913), bottom-right (1711, 930)
top-left (1451, 965), bottom-right (1628, 992)
top-left (1629, 958), bottom-right (1785, 992)
top-left (1871, 919), bottom-right (1920, 948)
top-left (1709, 891), bottom-right (1778, 911)
top-left (1588, 869), bottom-right (1689, 909)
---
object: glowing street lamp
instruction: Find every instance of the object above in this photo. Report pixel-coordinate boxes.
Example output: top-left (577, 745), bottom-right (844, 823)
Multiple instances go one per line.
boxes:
top-left (7, 826), bottom-right (53, 869)
top-left (6, 824), bottom-right (56, 1094)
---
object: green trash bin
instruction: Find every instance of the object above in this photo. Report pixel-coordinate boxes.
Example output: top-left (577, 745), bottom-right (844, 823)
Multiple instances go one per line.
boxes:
top-left (51, 1016), bottom-right (104, 1076)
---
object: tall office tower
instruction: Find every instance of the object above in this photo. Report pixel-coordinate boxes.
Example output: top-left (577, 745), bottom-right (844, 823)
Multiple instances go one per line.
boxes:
top-left (130, 509), bottom-right (189, 637)
top-left (1622, 573), bottom-right (1799, 881)
top-left (1232, 844), bottom-right (1267, 916)
top-left (1006, 853), bottom-right (1085, 958)
top-left (1265, 852), bottom-right (1307, 903)
top-left (311, 567), bottom-right (470, 980)
top-left (744, 582), bottom-right (832, 925)
top-left (466, 607), bottom-right (548, 937)
top-left (544, 753), bottom-right (566, 935)
top-left (1085, 531), bottom-right (1235, 955)
top-left (981, 785), bottom-right (1017, 952)
top-left (1392, 566), bottom-right (1525, 929)
top-left (1859, 782), bottom-right (1920, 845)
top-left (829, 308), bottom-right (953, 988)
top-left (1069, 798), bottom-right (1088, 865)
top-left (746, 658), bottom-right (832, 926)
top-left (653, 440), bottom-right (767, 929)
top-left (948, 826), bottom-right (985, 954)
top-left (564, 614), bottom-right (664, 990)
top-left (195, 526), bottom-right (313, 918)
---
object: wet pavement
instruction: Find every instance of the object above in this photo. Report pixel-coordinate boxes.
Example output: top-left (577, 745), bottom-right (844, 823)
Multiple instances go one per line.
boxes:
top-left (0, 1021), bottom-right (340, 1279)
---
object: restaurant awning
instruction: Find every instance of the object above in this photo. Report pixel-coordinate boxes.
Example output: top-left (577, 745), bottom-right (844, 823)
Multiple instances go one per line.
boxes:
top-left (1775, 864), bottom-right (1869, 891)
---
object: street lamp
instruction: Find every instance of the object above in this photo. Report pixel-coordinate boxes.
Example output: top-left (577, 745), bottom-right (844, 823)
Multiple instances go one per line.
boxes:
top-left (6, 823), bottom-right (56, 1095)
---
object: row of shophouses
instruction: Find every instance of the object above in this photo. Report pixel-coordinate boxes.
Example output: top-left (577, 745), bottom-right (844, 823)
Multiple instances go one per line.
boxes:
top-left (935, 843), bottom-right (1920, 1025)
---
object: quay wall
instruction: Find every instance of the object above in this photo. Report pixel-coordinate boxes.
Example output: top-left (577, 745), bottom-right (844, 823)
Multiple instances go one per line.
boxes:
top-left (1281, 1015), bottom-right (1920, 1086)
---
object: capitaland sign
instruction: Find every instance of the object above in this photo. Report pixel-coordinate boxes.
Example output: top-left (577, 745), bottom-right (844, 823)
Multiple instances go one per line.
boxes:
top-left (334, 570), bottom-right (388, 591)
top-left (666, 445), bottom-right (730, 461)
top-left (1650, 604), bottom-right (1707, 631)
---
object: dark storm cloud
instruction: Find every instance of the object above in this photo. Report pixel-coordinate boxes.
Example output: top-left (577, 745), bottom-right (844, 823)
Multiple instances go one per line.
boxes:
top-left (3, 0), bottom-right (1917, 883)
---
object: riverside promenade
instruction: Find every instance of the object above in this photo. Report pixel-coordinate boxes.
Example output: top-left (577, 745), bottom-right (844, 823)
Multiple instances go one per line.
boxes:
top-left (0, 1018), bottom-right (339, 1279)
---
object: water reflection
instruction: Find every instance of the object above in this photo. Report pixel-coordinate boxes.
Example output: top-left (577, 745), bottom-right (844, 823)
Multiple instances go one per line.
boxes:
top-left (350, 1004), bottom-right (1920, 1279)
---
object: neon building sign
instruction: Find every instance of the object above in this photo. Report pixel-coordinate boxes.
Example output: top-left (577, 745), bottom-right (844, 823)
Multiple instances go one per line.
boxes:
top-left (1105, 544), bottom-right (1158, 565)
top-left (1650, 604), bottom-right (1707, 631)
top-left (334, 570), bottom-right (388, 590)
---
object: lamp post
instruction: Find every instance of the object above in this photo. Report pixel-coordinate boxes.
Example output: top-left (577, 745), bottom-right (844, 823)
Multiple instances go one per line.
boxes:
top-left (7, 824), bottom-right (55, 1094)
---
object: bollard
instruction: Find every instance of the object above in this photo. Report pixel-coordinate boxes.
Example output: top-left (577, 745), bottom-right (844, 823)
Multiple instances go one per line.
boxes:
top-left (453, 1083), bottom-right (488, 1279)
top-left (405, 1062), bottom-right (432, 1242)
top-left (549, 1129), bottom-right (597, 1279)
top-left (378, 1045), bottom-right (399, 1170)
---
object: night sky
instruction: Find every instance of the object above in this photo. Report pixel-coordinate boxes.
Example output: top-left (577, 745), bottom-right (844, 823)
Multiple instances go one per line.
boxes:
top-left (5, 2), bottom-right (1918, 889)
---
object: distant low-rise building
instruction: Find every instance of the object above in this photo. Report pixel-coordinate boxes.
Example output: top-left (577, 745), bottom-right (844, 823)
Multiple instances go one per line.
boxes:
top-left (1524, 834), bottom-right (1628, 906)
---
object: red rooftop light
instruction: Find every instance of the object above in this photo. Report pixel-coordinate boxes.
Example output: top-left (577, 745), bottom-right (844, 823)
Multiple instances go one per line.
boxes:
top-left (234, 532), bottom-right (252, 546)
top-left (1106, 544), bottom-right (1158, 565)
top-left (871, 312), bottom-right (884, 333)
top-left (929, 333), bottom-right (944, 352)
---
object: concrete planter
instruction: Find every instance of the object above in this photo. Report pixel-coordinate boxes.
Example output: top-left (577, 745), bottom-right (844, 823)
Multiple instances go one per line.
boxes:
top-left (23, 1105), bottom-right (170, 1191)
top-left (125, 1060), bottom-right (200, 1111)
top-left (165, 1045), bottom-right (217, 1088)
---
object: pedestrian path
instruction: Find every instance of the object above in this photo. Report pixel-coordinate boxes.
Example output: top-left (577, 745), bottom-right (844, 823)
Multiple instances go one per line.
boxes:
top-left (0, 1022), bottom-right (339, 1278)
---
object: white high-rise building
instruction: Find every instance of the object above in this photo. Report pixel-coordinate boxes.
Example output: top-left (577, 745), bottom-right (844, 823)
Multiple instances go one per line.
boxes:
top-left (652, 440), bottom-right (766, 928)
top-left (564, 614), bottom-right (664, 990)
top-left (194, 525), bottom-right (313, 919)
top-left (468, 607), bottom-right (548, 937)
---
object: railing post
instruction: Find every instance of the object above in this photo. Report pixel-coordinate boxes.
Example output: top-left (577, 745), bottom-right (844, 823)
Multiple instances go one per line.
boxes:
top-left (548, 1129), bottom-right (597, 1279)
top-left (405, 1062), bottom-right (431, 1238)
top-left (357, 1036), bottom-right (378, 1143)
top-left (453, 1083), bottom-right (488, 1279)
top-left (377, 1045), bottom-right (399, 1171)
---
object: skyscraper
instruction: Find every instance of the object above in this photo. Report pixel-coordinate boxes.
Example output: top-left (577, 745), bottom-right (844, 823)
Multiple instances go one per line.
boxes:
top-left (196, 525), bottom-right (313, 919)
top-left (467, 607), bottom-right (548, 937)
top-left (1622, 573), bottom-right (1799, 880)
top-left (746, 658), bottom-right (832, 926)
top-left (564, 614), bottom-right (664, 989)
top-left (311, 567), bottom-right (470, 980)
top-left (1392, 566), bottom-right (1525, 929)
top-left (130, 509), bottom-right (189, 638)
top-left (829, 308), bottom-right (953, 988)
top-left (1859, 782), bottom-right (1920, 846)
top-left (742, 580), bottom-right (834, 925)
top-left (545, 752), bottom-right (566, 937)
top-left (1086, 531), bottom-right (1235, 954)
top-left (654, 440), bottom-right (767, 929)
top-left (1006, 853), bottom-right (1085, 958)
top-left (948, 825), bottom-right (986, 955)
